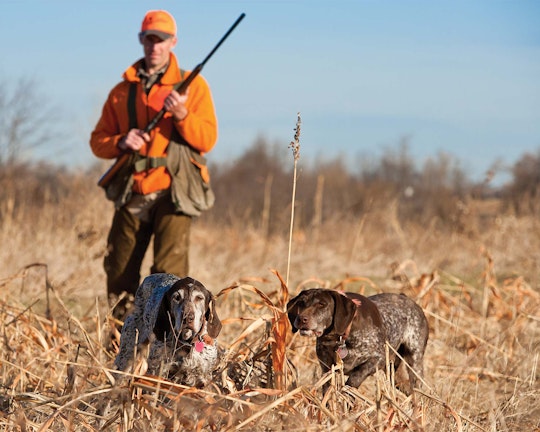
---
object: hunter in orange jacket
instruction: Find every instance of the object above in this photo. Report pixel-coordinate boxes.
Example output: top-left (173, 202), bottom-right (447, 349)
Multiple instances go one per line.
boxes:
top-left (90, 10), bottom-right (219, 318)
top-left (90, 52), bottom-right (218, 195)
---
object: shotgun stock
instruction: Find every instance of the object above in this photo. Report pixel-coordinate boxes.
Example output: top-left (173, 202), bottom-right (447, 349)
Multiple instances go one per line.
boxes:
top-left (98, 13), bottom-right (245, 189)
top-left (97, 152), bottom-right (132, 188)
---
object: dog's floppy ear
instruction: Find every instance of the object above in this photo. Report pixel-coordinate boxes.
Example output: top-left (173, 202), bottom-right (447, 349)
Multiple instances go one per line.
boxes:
top-left (152, 297), bottom-right (171, 342)
top-left (286, 294), bottom-right (302, 333)
top-left (205, 296), bottom-right (222, 338)
top-left (152, 283), bottom-right (184, 342)
top-left (330, 291), bottom-right (358, 335)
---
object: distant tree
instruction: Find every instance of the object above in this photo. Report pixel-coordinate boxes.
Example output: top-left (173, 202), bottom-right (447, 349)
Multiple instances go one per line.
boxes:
top-left (0, 77), bottom-right (65, 223)
top-left (504, 150), bottom-right (540, 215)
top-left (412, 152), bottom-right (468, 228)
top-left (210, 136), bottom-right (290, 230)
top-left (0, 77), bottom-right (57, 165)
top-left (378, 139), bottom-right (416, 186)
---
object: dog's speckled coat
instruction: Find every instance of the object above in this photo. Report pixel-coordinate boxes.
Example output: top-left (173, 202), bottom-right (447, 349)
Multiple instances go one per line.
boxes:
top-left (287, 289), bottom-right (428, 392)
top-left (114, 274), bottom-right (222, 388)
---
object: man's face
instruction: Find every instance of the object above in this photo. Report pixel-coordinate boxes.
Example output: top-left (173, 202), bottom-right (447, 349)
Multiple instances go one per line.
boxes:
top-left (141, 34), bottom-right (177, 72)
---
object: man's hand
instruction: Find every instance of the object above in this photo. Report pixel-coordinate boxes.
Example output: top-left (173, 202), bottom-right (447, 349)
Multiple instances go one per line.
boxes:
top-left (118, 129), bottom-right (150, 152)
top-left (163, 89), bottom-right (189, 121)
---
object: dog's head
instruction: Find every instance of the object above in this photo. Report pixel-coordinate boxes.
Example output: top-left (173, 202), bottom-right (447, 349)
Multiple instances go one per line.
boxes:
top-left (153, 277), bottom-right (222, 342)
top-left (287, 288), bottom-right (358, 337)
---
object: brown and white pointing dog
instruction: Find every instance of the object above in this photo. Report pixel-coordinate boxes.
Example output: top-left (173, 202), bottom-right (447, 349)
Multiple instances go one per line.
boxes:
top-left (114, 274), bottom-right (222, 388)
top-left (287, 289), bottom-right (428, 393)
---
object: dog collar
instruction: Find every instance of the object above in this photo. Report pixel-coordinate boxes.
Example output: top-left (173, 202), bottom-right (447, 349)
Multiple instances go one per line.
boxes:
top-left (337, 336), bottom-right (349, 359)
top-left (335, 297), bottom-right (361, 359)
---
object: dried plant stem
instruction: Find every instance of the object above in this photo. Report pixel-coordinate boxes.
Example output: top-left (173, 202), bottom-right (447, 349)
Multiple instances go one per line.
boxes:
top-left (261, 173), bottom-right (273, 239)
top-left (286, 113), bottom-right (301, 287)
top-left (225, 386), bottom-right (303, 431)
top-left (312, 174), bottom-right (324, 245)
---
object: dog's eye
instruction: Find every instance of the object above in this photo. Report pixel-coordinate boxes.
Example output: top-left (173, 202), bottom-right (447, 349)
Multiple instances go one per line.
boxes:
top-left (194, 295), bottom-right (205, 303)
top-left (317, 301), bottom-right (327, 308)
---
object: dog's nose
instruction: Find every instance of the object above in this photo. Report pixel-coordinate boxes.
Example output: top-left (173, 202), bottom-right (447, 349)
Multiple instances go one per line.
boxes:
top-left (183, 311), bottom-right (194, 324)
top-left (299, 315), bottom-right (308, 324)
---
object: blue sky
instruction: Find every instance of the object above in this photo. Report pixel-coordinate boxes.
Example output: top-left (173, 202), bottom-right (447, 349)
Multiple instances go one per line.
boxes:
top-left (1, 0), bottom-right (539, 185)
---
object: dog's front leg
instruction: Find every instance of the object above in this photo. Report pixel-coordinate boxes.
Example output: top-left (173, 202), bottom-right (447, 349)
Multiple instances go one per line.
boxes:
top-left (147, 339), bottom-right (167, 375)
top-left (346, 357), bottom-right (382, 388)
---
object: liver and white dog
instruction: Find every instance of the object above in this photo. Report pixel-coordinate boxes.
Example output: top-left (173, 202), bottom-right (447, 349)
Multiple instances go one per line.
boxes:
top-left (287, 289), bottom-right (428, 393)
top-left (114, 274), bottom-right (222, 388)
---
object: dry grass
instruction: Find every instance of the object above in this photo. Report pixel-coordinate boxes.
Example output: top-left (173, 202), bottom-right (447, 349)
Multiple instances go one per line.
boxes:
top-left (0, 252), bottom-right (538, 431)
top-left (0, 167), bottom-right (539, 430)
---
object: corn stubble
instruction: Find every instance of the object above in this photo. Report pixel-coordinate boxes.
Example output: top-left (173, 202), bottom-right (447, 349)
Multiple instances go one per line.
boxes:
top-left (0, 116), bottom-right (539, 431)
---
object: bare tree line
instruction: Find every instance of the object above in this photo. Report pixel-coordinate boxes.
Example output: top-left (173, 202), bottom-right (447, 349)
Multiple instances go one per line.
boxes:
top-left (1, 79), bottom-right (540, 232)
top-left (201, 138), bottom-right (540, 232)
top-left (0, 78), bottom-right (59, 165)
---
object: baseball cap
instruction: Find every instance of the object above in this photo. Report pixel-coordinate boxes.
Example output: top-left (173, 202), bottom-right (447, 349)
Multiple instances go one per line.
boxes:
top-left (139, 10), bottom-right (177, 40)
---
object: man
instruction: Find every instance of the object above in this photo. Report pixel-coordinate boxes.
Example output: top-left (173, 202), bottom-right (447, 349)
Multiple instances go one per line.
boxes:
top-left (90, 10), bottom-right (218, 317)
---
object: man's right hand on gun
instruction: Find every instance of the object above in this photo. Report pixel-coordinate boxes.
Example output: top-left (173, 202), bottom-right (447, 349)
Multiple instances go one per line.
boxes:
top-left (118, 129), bottom-right (151, 152)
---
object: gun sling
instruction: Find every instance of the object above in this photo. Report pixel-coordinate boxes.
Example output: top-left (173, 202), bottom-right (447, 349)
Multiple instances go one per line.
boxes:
top-left (127, 82), bottom-right (168, 173)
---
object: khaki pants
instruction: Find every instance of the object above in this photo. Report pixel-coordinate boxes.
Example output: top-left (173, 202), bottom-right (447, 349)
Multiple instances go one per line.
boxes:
top-left (104, 193), bottom-right (191, 302)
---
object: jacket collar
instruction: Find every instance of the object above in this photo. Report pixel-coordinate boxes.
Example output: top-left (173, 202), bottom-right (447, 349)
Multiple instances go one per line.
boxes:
top-left (123, 52), bottom-right (182, 85)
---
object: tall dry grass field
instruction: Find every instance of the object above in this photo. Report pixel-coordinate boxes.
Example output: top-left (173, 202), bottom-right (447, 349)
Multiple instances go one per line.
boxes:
top-left (0, 163), bottom-right (539, 431)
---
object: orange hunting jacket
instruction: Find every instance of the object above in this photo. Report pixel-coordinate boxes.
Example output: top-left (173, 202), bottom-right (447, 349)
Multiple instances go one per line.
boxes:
top-left (90, 53), bottom-right (218, 195)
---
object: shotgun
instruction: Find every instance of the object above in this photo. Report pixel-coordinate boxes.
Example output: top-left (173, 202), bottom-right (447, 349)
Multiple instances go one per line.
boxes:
top-left (98, 13), bottom-right (245, 188)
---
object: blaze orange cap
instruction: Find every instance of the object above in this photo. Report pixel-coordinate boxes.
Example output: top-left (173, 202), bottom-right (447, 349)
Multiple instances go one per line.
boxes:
top-left (140, 10), bottom-right (177, 40)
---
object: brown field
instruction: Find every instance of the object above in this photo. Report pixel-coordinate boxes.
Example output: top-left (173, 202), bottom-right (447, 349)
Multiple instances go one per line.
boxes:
top-left (0, 164), bottom-right (539, 431)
